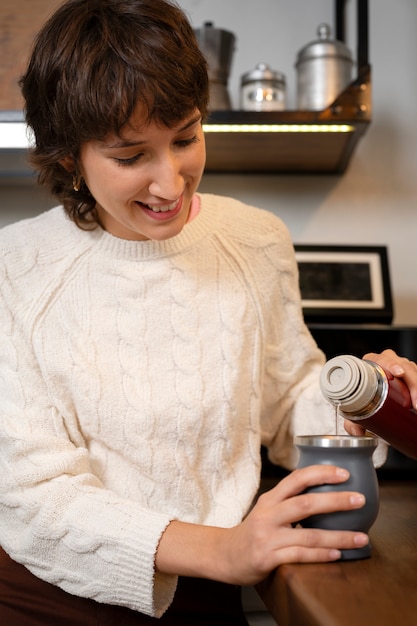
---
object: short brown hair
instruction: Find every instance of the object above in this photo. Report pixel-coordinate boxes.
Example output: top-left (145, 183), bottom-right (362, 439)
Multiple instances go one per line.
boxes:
top-left (20, 0), bottom-right (209, 228)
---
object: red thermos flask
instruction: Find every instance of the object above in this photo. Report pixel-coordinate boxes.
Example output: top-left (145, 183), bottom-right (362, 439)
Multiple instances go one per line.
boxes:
top-left (320, 354), bottom-right (417, 460)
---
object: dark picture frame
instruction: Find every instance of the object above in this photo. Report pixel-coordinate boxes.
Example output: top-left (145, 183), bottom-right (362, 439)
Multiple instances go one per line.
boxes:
top-left (294, 244), bottom-right (393, 324)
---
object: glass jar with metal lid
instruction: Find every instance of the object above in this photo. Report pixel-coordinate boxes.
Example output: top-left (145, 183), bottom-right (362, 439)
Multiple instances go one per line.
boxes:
top-left (240, 62), bottom-right (286, 112)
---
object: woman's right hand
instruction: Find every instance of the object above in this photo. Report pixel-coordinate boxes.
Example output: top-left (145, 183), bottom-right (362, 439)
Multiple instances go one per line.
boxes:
top-left (219, 464), bottom-right (368, 585)
top-left (155, 464), bottom-right (368, 585)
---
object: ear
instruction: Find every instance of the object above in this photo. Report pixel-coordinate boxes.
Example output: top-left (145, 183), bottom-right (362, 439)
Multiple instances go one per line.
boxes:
top-left (59, 155), bottom-right (76, 173)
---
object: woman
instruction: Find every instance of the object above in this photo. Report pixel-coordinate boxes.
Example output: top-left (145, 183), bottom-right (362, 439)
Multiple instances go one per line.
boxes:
top-left (0, 1), bottom-right (416, 624)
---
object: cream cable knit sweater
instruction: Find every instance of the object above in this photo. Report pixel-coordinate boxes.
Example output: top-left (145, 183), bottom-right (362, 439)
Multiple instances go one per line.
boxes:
top-left (0, 193), bottom-right (360, 617)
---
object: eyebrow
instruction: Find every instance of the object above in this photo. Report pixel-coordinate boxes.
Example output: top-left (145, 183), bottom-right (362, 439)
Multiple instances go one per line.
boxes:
top-left (102, 114), bottom-right (202, 149)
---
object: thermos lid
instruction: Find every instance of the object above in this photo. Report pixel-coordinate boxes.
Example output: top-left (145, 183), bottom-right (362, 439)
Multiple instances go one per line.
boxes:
top-left (296, 23), bottom-right (353, 65)
top-left (294, 435), bottom-right (378, 448)
top-left (320, 355), bottom-right (379, 413)
top-left (241, 63), bottom-right (286, 86)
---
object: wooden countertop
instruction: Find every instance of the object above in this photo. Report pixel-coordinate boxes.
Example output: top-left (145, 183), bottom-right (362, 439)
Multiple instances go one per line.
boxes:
top-left (257, 481), bottom-right (417, 626)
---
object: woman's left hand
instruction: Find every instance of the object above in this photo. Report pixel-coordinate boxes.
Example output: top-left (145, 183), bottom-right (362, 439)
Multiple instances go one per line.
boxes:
top-left (344, 348), bottom-right (417, 436)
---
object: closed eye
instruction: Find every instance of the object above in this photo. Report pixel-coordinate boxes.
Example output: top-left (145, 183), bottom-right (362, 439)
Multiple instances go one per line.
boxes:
top-left (114, 153), bottom-right (143, 166)
top-left (114, 135), bottom-right (199, 166)
top-left (175, 136), bottom-right (199, 148)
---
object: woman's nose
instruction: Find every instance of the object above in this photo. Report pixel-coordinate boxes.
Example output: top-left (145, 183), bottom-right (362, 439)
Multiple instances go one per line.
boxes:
top-left (147, 154), bottom-right (184, 199)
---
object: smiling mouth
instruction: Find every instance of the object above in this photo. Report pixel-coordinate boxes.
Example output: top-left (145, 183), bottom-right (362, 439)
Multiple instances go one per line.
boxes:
top-left (139, 200), bottom-right (179, 213)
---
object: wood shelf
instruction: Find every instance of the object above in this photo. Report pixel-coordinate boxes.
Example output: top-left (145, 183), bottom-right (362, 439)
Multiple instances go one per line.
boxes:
top-left (0, 0), bottom-right (371, 177)
top-left (203, 0), bottom-right (371, 174)
top-left (203, 68), bottom-right (371, 174)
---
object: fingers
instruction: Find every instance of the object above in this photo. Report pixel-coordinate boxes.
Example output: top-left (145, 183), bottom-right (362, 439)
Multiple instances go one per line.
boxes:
top-left (343, 419), bottom-right (367, 436)
top-left (272, 527), bottom-right (369, 565)
top-left (364, 349), bottom-right (411, 377)
top-left (260, 465), bottom-right (366, 529)
top-left (364, 349), bottom-right (417, 409)
top-left (273, 486), bottom-right (366, 529)
top-left (271, 464), bottom-right (350, 503)
top-left (296, 488), bottom-right (366, 516)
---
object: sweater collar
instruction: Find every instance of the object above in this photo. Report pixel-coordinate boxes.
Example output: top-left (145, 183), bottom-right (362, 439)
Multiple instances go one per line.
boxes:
top-left (83, 194), bottom-right (219, 261)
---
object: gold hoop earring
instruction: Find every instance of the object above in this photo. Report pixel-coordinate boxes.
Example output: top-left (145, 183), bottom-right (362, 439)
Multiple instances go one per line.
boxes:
top-left (72, 174), bottom-right (82, 192)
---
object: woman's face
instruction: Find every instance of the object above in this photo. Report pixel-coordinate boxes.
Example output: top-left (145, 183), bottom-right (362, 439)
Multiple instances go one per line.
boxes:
top-left (78, 106), bottom-right (206, 241)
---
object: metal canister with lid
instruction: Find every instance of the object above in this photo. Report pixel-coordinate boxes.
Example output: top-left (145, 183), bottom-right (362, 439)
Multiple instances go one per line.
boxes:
top-left (240, 63), bottom-right (286, 112)
top-left (194, 21), bottom-right (236, 111)
top-left (295, 23), bottom-right (353, 110)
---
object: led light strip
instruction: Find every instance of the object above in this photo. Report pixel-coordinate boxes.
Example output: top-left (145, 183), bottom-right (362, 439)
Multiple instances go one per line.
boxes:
top-left (0, 121), bottom-right (354, 150)
top-left (203, 123), bottom-right (354, 133)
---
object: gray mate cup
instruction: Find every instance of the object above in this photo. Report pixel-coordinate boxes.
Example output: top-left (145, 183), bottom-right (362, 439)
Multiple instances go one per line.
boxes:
top-left (295, 435), bottom-right (379, 560)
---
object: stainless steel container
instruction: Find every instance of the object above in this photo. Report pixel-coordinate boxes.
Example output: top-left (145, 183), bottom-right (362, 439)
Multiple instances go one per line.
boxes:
top-left (240, 63), bottom-right (286, 112)
top-left (296, 23), bottom-right (353, 111)
top-left (194, 21), bottom-right (236, 111)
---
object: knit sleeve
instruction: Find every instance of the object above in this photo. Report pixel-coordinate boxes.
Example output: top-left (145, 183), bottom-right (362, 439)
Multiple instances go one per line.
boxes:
top-left (0, 255), bottom-right (176, 617)
top-left (251, 218), bottom-right (330, 468)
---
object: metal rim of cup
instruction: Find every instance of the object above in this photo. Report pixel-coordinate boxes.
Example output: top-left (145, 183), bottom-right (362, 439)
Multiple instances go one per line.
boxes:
top-left (294, 435), bottom-right (378, 448)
